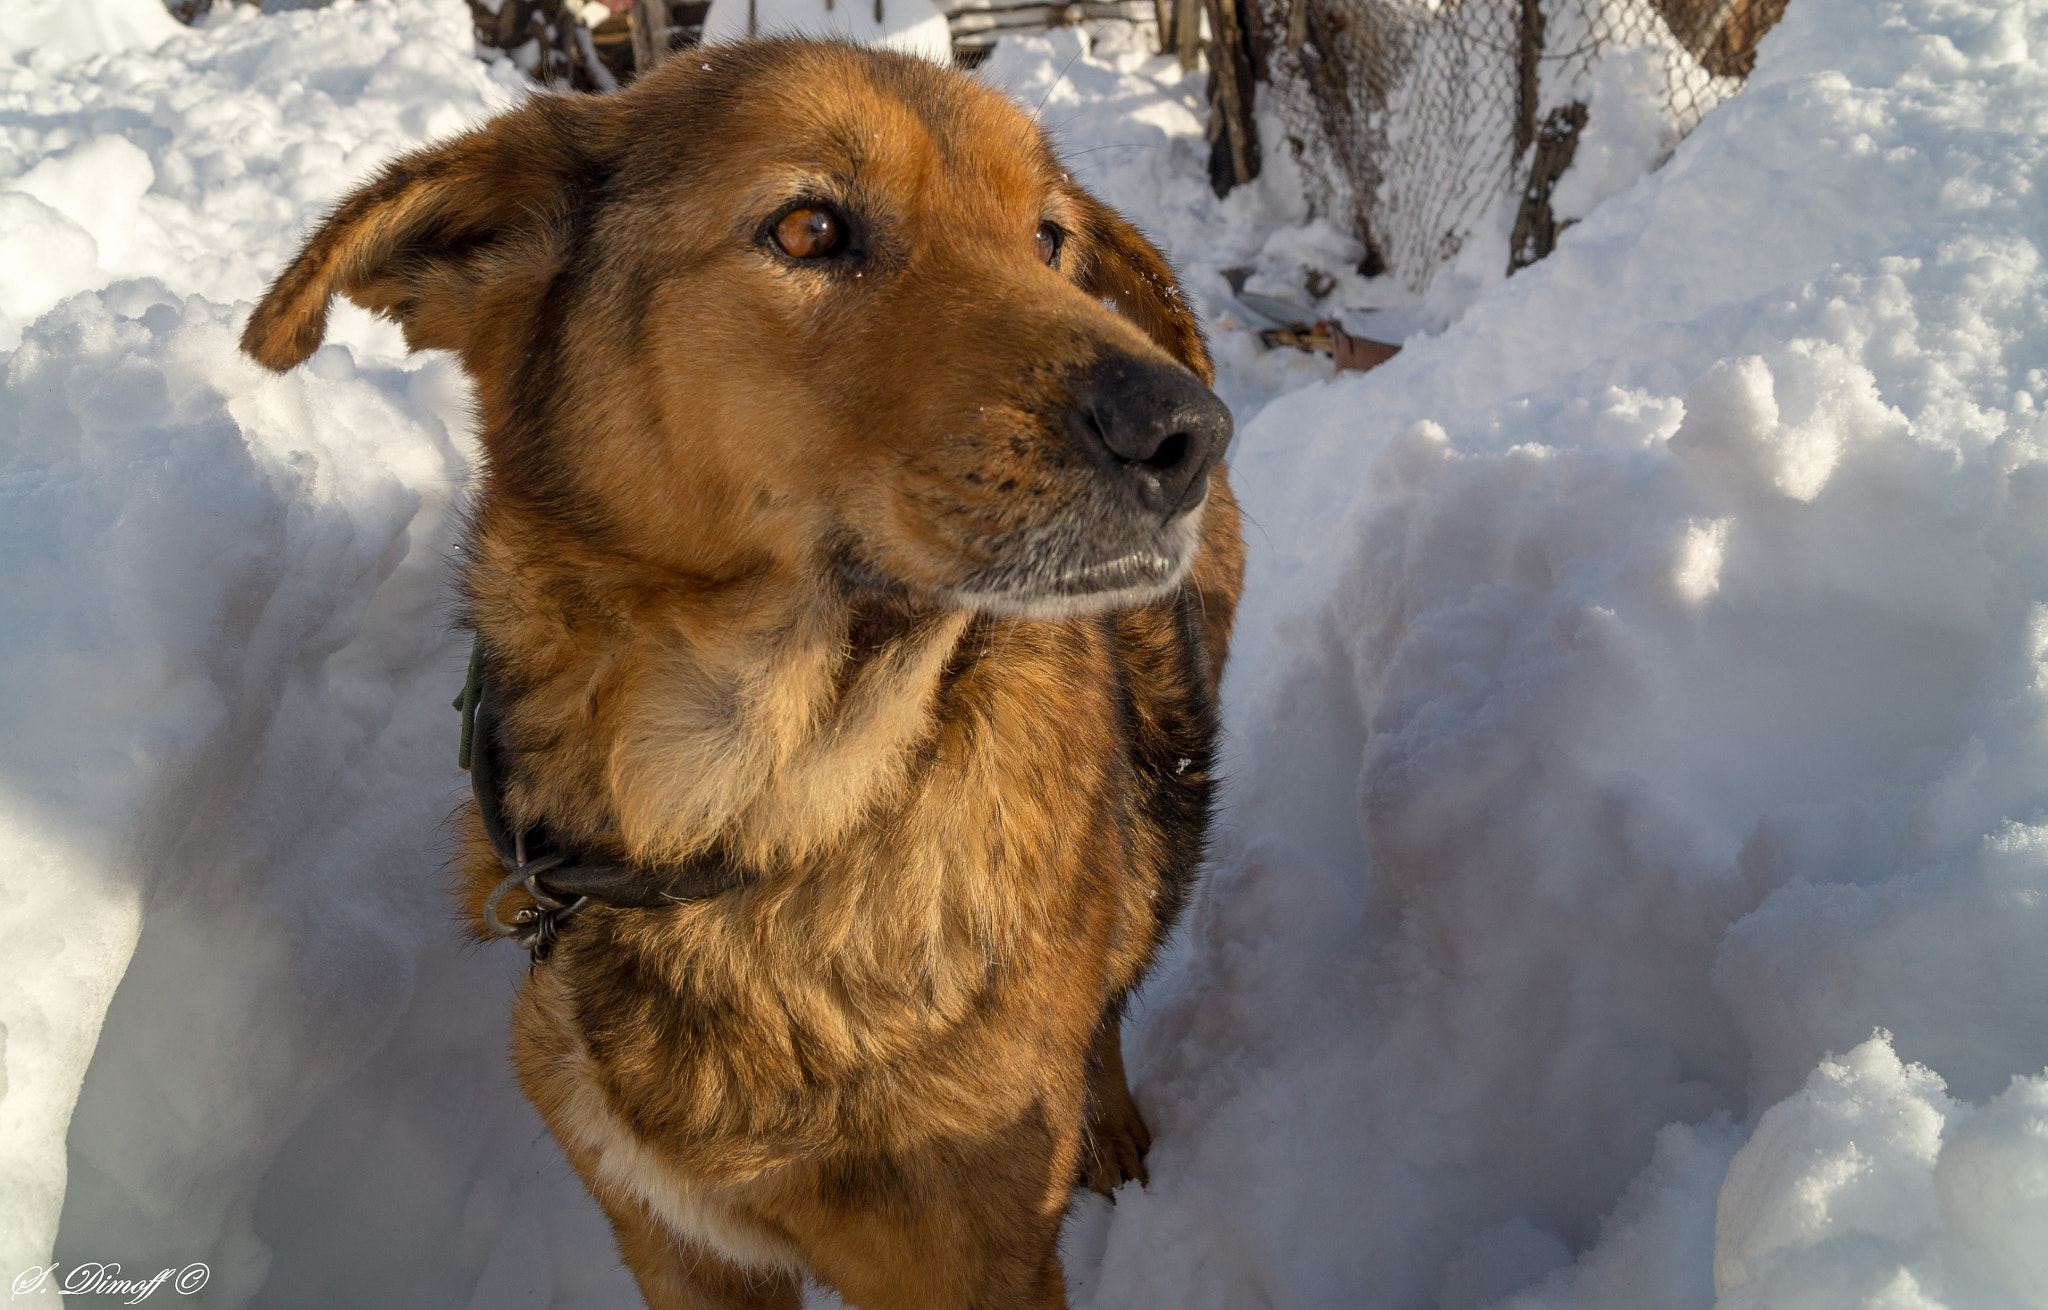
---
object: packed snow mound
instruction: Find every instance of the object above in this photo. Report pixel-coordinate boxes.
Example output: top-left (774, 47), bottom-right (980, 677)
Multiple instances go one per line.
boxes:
top-left (0, 0), bottom-right (523, 351)
top-left (0, 285), bottom-right (490, 1305)
top-left (1, 0), bottom-right (2045, 1308)
top-left (0, 0), bottom-right (180, 71)
top-left (1069, 0), bottom-right (2048, 1306)
top-left (0, 1), bottom-right (548, 1301)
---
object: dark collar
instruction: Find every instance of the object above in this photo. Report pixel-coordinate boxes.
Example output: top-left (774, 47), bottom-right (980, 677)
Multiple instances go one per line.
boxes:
top-left (456, 635), bottom-right (751, 959)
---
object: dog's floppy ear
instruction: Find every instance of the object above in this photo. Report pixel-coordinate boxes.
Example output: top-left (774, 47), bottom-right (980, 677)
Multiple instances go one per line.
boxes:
top-left (241, 98), bottom-right (604, 372)
top-left (1070, 192), bottom-right (1214, 387)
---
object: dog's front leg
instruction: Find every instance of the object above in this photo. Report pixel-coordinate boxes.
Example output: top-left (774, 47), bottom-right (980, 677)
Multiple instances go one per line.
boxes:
top-left (1078, 1010), bottom-right (1152, 1197)
top-left (797, 1111), bottom-right (1079, 1310)
top-left (565, 1139), bottom-right (803, 1310)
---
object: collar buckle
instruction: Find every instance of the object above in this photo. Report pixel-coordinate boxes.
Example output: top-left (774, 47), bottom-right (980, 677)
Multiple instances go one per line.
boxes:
top-left (482, 832), bottom-right (583, 959)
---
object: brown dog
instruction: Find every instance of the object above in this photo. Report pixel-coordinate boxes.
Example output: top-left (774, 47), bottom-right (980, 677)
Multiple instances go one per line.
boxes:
top-left (242, 39), bottom-right (1242, 1309)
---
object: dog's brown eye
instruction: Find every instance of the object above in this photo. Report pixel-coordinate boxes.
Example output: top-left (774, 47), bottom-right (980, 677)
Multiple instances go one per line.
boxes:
top-left (1035, 222), bottom-right (1061, 266)
top-left (775, 207), bottom-right (842, 259)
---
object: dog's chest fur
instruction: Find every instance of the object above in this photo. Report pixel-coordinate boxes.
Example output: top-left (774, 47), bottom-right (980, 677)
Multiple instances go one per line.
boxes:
top-left (491, 583), bottom-right (1216, 1243)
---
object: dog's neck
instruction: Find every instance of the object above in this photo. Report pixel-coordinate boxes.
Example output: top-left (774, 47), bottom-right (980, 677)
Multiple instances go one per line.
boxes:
top-left (464, 506), bottom-right (974, 873)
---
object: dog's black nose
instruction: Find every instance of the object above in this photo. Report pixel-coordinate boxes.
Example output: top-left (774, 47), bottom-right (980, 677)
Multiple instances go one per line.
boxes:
top-left (1068, 356), bottom-right (1233, 517)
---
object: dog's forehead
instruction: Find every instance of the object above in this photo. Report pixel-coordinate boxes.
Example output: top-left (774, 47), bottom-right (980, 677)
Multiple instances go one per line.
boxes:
top-left (706, 46), bottom-right (1060, 205)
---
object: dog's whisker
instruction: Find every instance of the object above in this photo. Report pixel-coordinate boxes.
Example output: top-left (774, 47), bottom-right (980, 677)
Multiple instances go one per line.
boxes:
top-left (1060, 143), bottom-right (1163, 157)
top-left (1237, 503), bottom-right (1278, 553)
top-left (1033, 47), bottom-right (1087, 122)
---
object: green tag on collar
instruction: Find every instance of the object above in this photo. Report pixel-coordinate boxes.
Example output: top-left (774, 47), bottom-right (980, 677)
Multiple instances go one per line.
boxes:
top-left (454, 632), bottom-right (484, 772)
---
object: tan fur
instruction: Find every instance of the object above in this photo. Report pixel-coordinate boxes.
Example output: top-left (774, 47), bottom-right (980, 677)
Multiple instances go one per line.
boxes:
top-left (246, 41), bottom-right (1243, 1310)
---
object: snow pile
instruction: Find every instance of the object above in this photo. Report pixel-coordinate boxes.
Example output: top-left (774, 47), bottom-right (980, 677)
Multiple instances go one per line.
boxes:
top-left (1549, 45), bottom-right (1685, 225)
top-left (0, 287), bottom-right (488, 1304)
top-left (0, 2), bottom-right (587, 1302)
top-left (1062, 0), bottom-right (2048, 1306)
top-left (1707, 1037), bottom-right (2048, 1310)
top-left (3, 0), bottom-right (2046, 1307)
top-left (0, 0), bottom-right (523, 351)
top-left (0, 0), bottom-right (180, 72)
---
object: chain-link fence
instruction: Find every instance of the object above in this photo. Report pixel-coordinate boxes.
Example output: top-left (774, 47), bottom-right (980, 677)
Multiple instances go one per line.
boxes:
top-left (1215, 0), bottom-right (1787, 290)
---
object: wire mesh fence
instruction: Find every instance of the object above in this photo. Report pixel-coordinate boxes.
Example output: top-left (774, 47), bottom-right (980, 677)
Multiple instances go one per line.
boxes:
top-left (1222, 0), bottom-right (1787, 290)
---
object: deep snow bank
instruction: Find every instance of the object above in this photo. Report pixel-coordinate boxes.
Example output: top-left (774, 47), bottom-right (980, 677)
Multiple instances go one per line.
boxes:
top-left (1074, 1), bottom-right (2048, 1307)
top-left (0, 2), bottom-right (560, 1301)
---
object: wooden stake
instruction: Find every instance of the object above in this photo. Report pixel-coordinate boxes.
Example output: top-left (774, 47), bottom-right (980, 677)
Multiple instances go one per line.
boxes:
top-left (1173, 0), bottom-right (1201, 70)
top-left (631, 0), bottom-right (671, 74)
top-left (1203, 0), bottom-right (1259, 194)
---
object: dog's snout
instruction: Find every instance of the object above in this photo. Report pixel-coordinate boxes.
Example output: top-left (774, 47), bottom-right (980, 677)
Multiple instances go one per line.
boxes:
top-left (1070, 357), bottom-right (1232, 517)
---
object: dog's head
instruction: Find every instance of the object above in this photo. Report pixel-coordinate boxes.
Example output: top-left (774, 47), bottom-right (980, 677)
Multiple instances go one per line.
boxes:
top-left (243, 40), bottom-right (1230, 618)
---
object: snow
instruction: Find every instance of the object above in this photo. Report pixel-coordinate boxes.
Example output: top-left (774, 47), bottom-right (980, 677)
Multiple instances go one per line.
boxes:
top-left (1066, 0), bottom-right (2048, 1304)
top-left (1549, 46), bottom-right (1680, 225)
top-left (2, 0), bottom-right (2046, 1308)
top-left (0, 0), bottom-right (180, 71)
top-left (700, 0), bottom-right (954, 65)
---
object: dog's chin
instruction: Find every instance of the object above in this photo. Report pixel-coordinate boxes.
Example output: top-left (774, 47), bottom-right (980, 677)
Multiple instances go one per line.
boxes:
top-left (949, 560), bottom-right (1184, 620)
top-left (946, 513), bottom-right (1204, 620)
